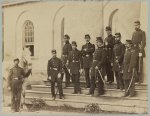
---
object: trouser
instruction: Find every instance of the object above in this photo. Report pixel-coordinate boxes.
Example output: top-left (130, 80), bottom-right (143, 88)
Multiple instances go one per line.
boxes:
top-left (71, 73), bottom-right (80, 93)
top-left (115, 71), bottom-right (124, 89)
top-left (51, 77), bottom-right (63, 97)
top-left (105, 61), bottom-right (114, 82)
top-left (63, 66), bottom-right (70, 86)
top-left (84, 68), bottom-right (90, 87)
top-left (89, 71), bottom-right (104, 95)
top-left (11, 79), bottom-right (22, 112)
top-left (124, 78), bottom-right (135, 96)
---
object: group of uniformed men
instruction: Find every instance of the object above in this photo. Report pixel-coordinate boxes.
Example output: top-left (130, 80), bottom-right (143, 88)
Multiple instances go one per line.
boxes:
top-left (47, 20), bottom-right (146, 99)
top-left (8, 20), bottom-right (146, 112)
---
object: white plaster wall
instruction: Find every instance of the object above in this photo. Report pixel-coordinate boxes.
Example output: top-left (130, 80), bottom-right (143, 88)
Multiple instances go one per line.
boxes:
top-left (104, 1), bottom-right (141, 43)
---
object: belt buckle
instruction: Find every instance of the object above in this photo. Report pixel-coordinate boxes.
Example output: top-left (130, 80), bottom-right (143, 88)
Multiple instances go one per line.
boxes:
top-left (86, 55), bottom-right (89, 57)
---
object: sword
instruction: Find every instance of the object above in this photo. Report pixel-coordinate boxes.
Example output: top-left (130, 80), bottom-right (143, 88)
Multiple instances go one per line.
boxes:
top-left (97, 69), bottom-right (106, 86)
top-left (126, 68), bottom-right (135, 93)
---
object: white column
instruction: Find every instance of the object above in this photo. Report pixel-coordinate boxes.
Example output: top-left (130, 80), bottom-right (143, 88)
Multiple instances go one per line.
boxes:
top-left (140, 1), bottom-right (148, 83)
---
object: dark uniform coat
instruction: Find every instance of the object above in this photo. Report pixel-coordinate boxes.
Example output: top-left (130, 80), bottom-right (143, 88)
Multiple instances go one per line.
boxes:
top-left (91, 46), bottom-right (106, 77)
top-left (112, 42), bottom-right (125, 71)
top-left (104, 34), bottom-right (115, 61)
top-left (68, 49), bottom-right (83, 74)
top-left (122, 48), bottom-right (139, 80)
top-left (8, 66), bottom-right (24, 87)
top-left (61, 41), bottom-right (72, 64)
top-left (81, 42), bottom-right (95, 68)
top-left (47, 57), bottom-right (63, 82)
top-left (132, 29), bottom-right (146, 57)
top-left (8, 66), bottom-right (25, 111)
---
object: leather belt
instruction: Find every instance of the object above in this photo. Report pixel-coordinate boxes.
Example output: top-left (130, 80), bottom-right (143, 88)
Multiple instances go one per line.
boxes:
top-left (62, 55), bottom-right (67, 57)
top-left (72, 60), bottom-right (79, 63)
top-left (13, 77), bottom-right (19, 80)
top-left (93, 60), bottom-right (98, 62)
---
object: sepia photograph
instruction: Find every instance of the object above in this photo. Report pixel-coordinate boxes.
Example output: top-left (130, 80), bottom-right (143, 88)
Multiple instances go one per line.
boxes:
top-left (1, 0), bottom-right (148, 115)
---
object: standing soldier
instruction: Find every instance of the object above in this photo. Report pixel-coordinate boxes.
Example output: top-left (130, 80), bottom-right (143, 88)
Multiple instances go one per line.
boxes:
top-left (112, 33), bottom-right (125, 90)
top-left (61, 34), bottom-right (72, 87)
top-left (122, 40), bottom-right (139, 97)
top-left (132, 21), bottom-right (146, 83)
top-left (81, 34), bottom-right (95, 88)
top-left (87, 37), bottom-right (106, 96)
top-left (47, 50), bottom-right (64, 99)
top-left (7, 58), bottom-right (25, 112)
top-left (104, 26), bottom-right (115, 84)
top-left (68, 41), bottom-right (83, 94)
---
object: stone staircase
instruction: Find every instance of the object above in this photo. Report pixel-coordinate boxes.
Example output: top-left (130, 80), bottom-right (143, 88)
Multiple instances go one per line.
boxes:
top-left (25, 81), bottom-right (148, 114)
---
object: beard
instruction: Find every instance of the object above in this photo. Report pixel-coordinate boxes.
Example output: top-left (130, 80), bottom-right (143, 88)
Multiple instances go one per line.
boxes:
top-left (135, 27), bottom-right (139, 31)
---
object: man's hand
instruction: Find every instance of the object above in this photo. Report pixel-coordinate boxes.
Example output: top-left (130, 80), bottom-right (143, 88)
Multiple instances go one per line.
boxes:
top-left (139, 53), bottom-right (142, 57)
top-left (7, 86), bottom-right (11, 91)
top-left (80, 69), bottom-right (83, 74)
top-left (47, 76), bottom-right (51, 80)
top-left (128, 69), bottom-right (131, 73)
top-left (95, 66), bottom-right (99, 70)
top-left (84, 48), bottom-right (87, 51)
top-left (111, 63), bottom-right (113, 66)
top-left (105, 41), bottom-right (108, 46)
top-left (58, 73), bottom-right (61, 79)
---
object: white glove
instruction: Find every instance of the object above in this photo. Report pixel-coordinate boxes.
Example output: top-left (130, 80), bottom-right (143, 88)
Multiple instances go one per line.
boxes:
top-left (48, 76), bottom-right (51, 80)
top-left (139, 53), bottom-right (142, 57)
top-left (58, 73), bottom-right (61, 79)
top-left (84, 48), bottom-right (87, 51)
top-left (8, 86), bottom-right (11, 91)
top-left (80, 69), bottom-right (83, 74)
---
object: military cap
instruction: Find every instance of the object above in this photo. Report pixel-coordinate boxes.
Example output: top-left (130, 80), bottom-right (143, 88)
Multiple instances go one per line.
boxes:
top-left (105, 26), bottom-right (112, 31)
top-left (134, 20), bottom-right (140, 25)
top-left (14, 58), bottom-right (19, 62)
top-left (126, 40), bottom-right (132, 44)
top-left (51, 49), bottom-right (56, 54)
top-left (72, 41), bottom-right (77, 46)
top-left (85, 34), bottom-right (91, 39)
top-left (115, 32), bottom-right (121, 37)
top-left (64, 34), bottom-right (70, 39)
top-left (96, 37), bottom-right (103, 43)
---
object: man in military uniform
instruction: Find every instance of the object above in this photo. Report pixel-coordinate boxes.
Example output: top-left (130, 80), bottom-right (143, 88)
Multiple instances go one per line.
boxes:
top-left (132, 21), bottom-right (146, 83)
top-left (61, 34), bottom-right (72, 87)
top-left (122, 40), bottom-right (139, 97)
top-left (104, 26), bottom-right (115, 84)
top-left (68, 41), bottom-right (83, 94)
top-left (7, 58), bottom-right (25, 112)
top-left (47, 50), bottom-right (64, 99)
top-left (87, 37), bottom-right (106, 96)
top-left (81, 34), bottom-right (95, 88)
top-left (112, 33), bottom-right (125, 90)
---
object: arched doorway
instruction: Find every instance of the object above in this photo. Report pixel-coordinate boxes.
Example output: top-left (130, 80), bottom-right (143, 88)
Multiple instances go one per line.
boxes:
top-left (108, 9), bottom-right (119, 34)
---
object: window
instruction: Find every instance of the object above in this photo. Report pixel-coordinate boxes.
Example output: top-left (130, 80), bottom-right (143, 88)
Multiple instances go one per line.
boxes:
top-left (23, 20), bottom-right (34, 56)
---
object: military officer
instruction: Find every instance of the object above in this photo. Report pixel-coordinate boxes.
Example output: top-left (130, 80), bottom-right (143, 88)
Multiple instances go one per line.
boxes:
top-left (47, 50), bottom-right (64, 99)
top-left (122, 40), bottom-right (139, 97)
top-left (81, 34), bottom-right (95, 88)
top-left (87, 37), bottom-right (106, 96)
top-left (104, 26), bottom-right (115, 84)
top-left (112, 33), bottom-right (125, 90)
top-left (68, 41), bottom-right (83, 94)
top-left (61, 34), bottom-right (72, 87)
top-left (7, 58), bottom-right (25, 112)
top-left (132, 21), bottom-right (146, 83)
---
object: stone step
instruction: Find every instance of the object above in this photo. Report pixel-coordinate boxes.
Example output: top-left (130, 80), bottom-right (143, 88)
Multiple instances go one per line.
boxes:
top-left (42, 80), bottom-right (147, 90)
top-left (30, 85), bottom-right (147, 99)
top-left (25, 96), bottom-right (147, 114)
top-left (25, 89), bottom-right (147, 102)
